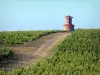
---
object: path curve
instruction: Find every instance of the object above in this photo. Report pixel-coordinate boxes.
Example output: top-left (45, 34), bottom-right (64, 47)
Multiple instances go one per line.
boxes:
top-left (0, 32), bottom-right (70, 72)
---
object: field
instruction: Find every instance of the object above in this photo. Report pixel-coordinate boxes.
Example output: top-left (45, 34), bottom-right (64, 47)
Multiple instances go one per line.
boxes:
top-left (0, 30), bottom-right (64, 58)
top-left (0, 29), bottom-right (100, 75)
top-left (0, 30), bottom-right (64, 46)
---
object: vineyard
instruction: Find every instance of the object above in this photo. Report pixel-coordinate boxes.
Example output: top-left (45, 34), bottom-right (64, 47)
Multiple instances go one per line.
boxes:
top-left (0, 30), bottom-right (63, 59)
top-left (0, 30), bottom-right (64, 46)
top-left (0, 29), bottom-right (100, 75)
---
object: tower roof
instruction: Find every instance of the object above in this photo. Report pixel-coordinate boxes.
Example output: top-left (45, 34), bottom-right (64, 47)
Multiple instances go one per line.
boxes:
top-left (65, 15), bottom-right (73, 18)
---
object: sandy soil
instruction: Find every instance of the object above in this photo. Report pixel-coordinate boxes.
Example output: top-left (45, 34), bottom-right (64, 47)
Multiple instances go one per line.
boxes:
top-left (0, 32), bottom-right (70, 72)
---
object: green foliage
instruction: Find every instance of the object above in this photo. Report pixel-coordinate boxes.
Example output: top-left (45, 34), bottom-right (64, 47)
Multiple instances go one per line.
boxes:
top-left (1, 29), bottom-right (100, 75)
top-left (0, 30), bottom-right (62, 46)
top-left (0, 68), bottom-right (5, 75)
top-left (0, 47), bottom-right (13, 58)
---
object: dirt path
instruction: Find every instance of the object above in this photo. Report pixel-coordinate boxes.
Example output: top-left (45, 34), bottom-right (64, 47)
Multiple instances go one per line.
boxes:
top-left (0, 32), bottom-right (70, 72)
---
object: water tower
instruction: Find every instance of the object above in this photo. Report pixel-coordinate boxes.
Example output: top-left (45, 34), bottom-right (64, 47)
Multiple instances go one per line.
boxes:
top-left (63, 15), bottom-right (75, 31)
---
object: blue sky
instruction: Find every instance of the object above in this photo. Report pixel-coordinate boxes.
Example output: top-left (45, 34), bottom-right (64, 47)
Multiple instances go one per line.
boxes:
top-left (0, 0), bottom-right (100, 31)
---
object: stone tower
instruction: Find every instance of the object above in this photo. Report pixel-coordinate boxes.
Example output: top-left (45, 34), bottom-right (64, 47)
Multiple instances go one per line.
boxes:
top-left (63, 15), bottom-right (75, 31)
